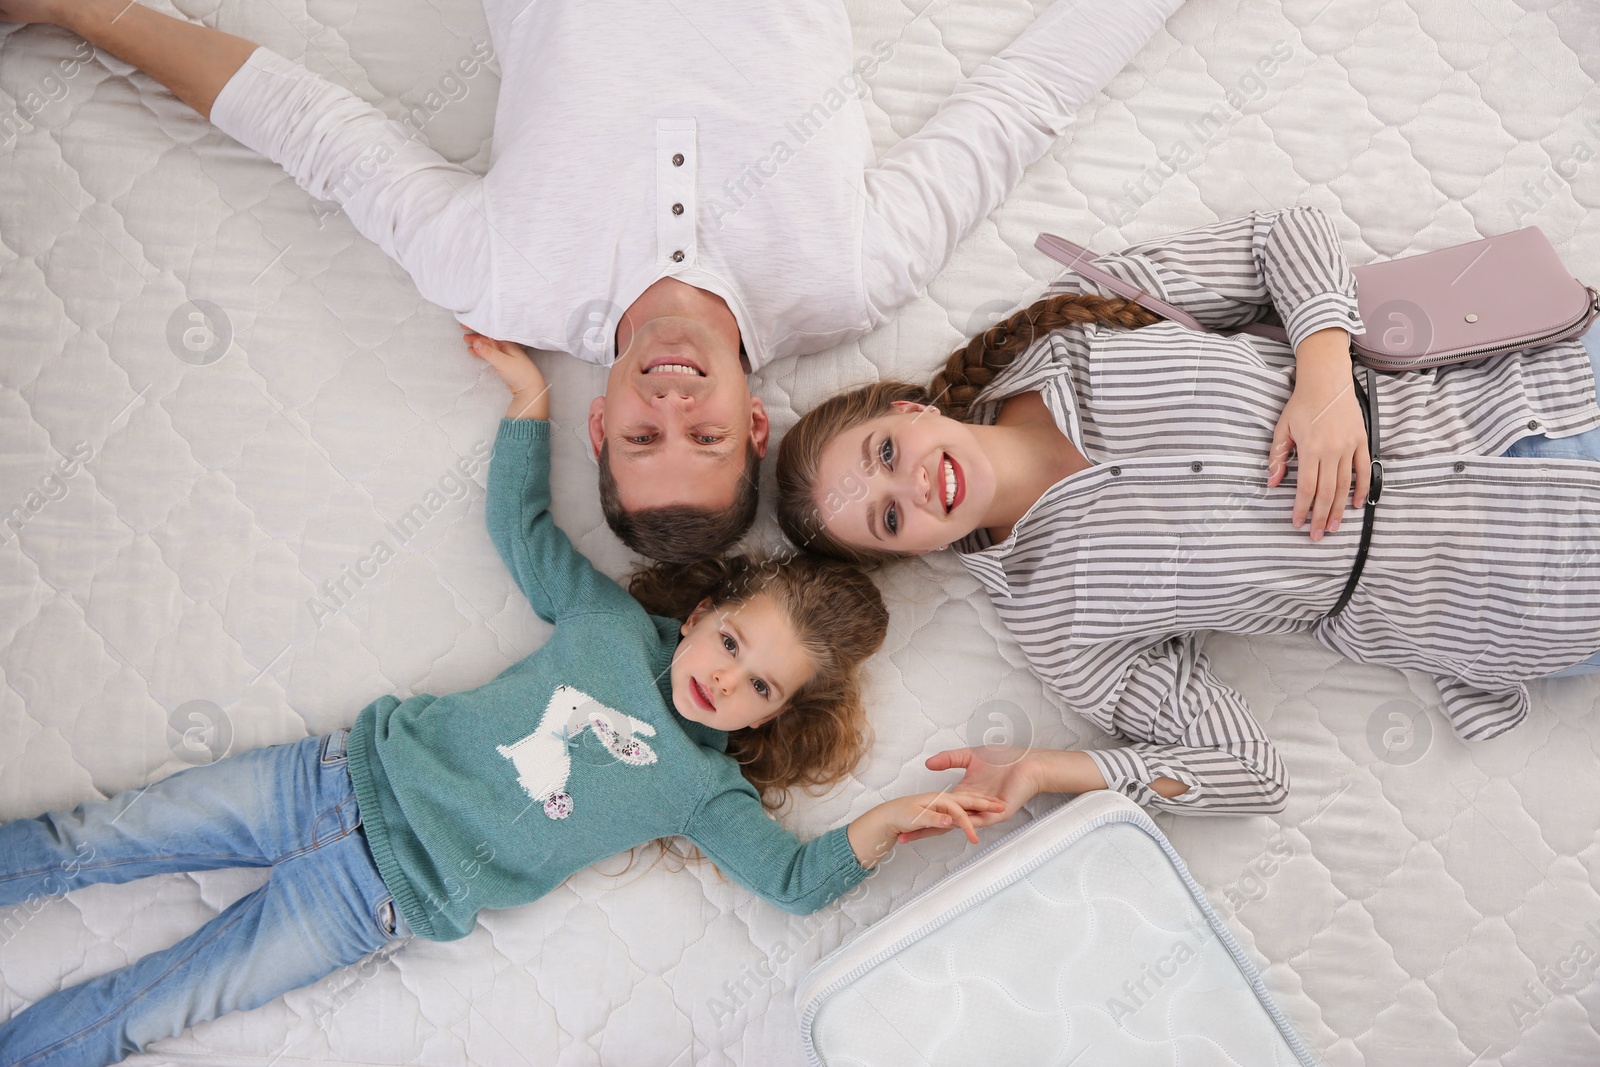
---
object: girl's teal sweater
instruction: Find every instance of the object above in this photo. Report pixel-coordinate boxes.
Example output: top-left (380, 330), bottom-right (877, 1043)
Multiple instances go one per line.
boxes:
top-left (347, 419), bottom-right (871, 941)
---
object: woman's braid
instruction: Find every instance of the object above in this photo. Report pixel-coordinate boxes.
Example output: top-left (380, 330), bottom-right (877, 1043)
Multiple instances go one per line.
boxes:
top-left (928, 292), bottom-right (1162, 422)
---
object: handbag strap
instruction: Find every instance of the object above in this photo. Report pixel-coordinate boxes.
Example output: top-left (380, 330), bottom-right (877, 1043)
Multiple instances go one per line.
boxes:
top-left (1035, 233), bottom-right (1291, 344)
top-left (1035, 233), bottom-right (1384, 618)
top-left (1324, 366), bottom-right (1382, 619)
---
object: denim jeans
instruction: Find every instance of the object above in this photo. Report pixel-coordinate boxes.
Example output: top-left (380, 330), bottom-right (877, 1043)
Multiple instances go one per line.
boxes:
top-left (1502, 323), bottom-right (1600, 676)
top-left (0, 731), bottom-right (410, 1067)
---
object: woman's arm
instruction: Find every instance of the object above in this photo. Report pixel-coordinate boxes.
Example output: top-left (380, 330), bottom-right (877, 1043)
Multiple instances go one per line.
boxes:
top-left (893, 747), bottom-right (1186, 843)
top-left (1091, 208), bottom-right (1363, 345)
top-left (1269, 325), bottom-right (1369, 540)
top-left (1092, 207), bottom-right (1369, 538)
top-left (917, 730), bottom-right (1285, 829)
top-left (945, 635), bottom-right (1290, 820)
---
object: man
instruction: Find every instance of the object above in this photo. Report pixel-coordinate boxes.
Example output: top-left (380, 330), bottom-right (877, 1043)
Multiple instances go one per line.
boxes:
top-left (0, 0), bottom-right (1182, 560)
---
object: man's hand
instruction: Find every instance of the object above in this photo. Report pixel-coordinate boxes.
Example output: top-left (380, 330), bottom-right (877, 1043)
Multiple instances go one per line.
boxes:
top-left (1267, 328), bottom-right (1370, 540)
top-left (464, 325), bottom-right (549, 420)
top-left (0, 0), bottom-right (64, 25)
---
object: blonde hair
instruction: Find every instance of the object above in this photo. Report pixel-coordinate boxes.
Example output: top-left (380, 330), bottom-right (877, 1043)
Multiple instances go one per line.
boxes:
top-left (776, 292), bottom-right (1160, 564)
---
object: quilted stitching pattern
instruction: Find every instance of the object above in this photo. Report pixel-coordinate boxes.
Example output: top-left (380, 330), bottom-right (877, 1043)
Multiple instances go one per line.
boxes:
top-left (2, 0), bottom-right (1598, 1063)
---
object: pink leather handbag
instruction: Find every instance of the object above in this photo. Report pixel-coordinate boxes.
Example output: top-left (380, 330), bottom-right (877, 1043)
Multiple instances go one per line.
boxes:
top-left (1036, 223), bottom-right (1600, 621)
top-left (1035, 226), bottom-right (1599, 371)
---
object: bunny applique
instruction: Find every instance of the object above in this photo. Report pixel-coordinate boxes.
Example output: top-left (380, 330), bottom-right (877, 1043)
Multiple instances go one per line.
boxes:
top-left (496, 685), bottom-right (658, 819)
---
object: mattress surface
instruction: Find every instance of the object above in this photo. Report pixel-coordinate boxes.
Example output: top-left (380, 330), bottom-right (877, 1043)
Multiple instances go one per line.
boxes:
top-left (2, 0), bottom-right (1599, 1064)
top-left (800, 791), bottom-right (1312, 1066)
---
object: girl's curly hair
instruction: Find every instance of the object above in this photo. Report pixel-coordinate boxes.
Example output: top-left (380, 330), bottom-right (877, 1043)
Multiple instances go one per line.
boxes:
top-left (629, 552), bottom-right (887, 808)
top-left (614, 551), bottom-right (888, 878)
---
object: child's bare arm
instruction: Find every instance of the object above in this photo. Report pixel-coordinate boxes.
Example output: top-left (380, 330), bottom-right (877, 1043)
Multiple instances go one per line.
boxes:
top-left (464, 327), bottom-right (550, 421)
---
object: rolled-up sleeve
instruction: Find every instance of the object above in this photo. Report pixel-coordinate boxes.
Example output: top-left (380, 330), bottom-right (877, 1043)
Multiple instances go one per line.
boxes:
top-left (1070, 635), bottom-right (1289, 814)
top-left (1090, 208), bottom-right (1364, 350)
top-left (211, 48), bottom-right (491, 320)
top-left (859, 0), bottom-right (1182, 324)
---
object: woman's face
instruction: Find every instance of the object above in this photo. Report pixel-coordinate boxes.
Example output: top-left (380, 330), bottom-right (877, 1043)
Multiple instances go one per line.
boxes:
top-left (811, 401), bottom-right (996, 555)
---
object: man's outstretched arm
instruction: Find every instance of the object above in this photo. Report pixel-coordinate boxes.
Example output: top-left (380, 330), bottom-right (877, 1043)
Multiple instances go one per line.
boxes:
top-left (2, 0), bottom-right (256, 118)
top-left (859, 0), bottom-right (1184, 323)
top-left (3, 0), bottom-right (493, 321)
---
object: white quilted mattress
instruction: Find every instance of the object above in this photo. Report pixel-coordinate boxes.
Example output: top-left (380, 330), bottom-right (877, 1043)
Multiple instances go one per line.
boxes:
top-left (2, 0), bottom-right (1598, 1064)
top-left (799, 793), bottom-right (1315, 1066)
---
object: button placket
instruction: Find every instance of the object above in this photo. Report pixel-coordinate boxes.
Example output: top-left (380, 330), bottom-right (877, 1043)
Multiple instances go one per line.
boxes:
top-left (657, 119), bottom-right (697, 267)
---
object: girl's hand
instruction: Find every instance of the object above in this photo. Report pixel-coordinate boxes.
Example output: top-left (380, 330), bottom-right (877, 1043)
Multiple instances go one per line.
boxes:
top-left (1268, 328), bottom-right (1370, 541)
top-left (848, 791), bottom-right (1005, 868)
top-left (464, 325), bottom-right (549, 420)
top-left (896, 746), bottom-right (1042, 843)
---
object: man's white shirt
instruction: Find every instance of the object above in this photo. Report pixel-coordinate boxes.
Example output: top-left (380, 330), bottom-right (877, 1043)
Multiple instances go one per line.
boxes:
top-left (211, 0), bottom-right (1181, 369)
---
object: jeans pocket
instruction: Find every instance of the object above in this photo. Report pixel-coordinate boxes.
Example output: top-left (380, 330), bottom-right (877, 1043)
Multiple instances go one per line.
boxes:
top-left (321, 729), bottom-right (350, 765)
top-left (376, 897), bottom-right (410, 941)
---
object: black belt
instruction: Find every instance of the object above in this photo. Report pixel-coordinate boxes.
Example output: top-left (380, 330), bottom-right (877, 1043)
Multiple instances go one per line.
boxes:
top-left (1324, 365), bottom-right (1382, 619)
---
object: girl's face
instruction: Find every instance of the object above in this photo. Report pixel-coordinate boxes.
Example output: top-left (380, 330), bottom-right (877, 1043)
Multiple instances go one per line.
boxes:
top-left (672, 593), bottom-right (816, 731)
top-left (811, 401), bottom-right (996, 555)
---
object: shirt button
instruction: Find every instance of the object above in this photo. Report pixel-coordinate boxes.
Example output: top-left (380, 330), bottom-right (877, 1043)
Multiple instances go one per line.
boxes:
top-left (1454, 461), bottom-right (1467, 473)
top-left (1109, 465), bottom-right (1122, 476)
top-left (671, 203), bottom-right (684, 215)
top-left (1528, 419), bottom-right (1540, 430)
top-left (1190, 461), bottom-right (1203, 473)
top-left (672, 153), bottom-right (685, 167)
top-left (671, 250), bottom-right (685, 263)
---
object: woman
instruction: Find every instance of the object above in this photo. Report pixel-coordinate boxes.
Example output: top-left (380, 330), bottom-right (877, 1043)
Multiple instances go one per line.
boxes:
top-left (776, 206), bottom-right (1600, 816)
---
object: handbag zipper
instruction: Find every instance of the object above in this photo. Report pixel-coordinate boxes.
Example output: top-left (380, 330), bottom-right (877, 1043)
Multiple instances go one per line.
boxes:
top-left (1361, 287), bottom-right (1600, 371)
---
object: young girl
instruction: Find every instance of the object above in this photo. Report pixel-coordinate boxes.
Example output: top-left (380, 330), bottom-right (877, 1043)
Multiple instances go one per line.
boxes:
top-left (775, 206), bottom-right (1600, 818)
top-left (0, 333), bottom-right (1001, 1067)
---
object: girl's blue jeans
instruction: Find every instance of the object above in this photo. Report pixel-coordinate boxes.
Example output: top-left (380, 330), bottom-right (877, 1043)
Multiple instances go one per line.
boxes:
top-left (1503, 324), bottom-right (1600, 676)
top-left (0, 730), bottom-right (410, 1067)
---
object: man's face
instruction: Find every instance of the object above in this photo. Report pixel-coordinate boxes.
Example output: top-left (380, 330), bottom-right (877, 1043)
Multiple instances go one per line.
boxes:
top-left (588, 307), bottom-right (768, 512)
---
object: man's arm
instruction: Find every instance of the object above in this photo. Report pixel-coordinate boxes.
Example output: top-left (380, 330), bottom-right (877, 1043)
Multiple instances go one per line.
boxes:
top-left (859, 0), bottom-right (1183, 323)
top-left (2, 0), bottom-right (256, 118)
top-left (5, 0), bottom-right (492, 319)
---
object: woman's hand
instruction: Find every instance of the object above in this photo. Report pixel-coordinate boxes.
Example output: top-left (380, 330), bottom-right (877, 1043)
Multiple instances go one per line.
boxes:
top-left (1268, 328), bottom-right (1370, 540)
top-left (895, 746), bottom-right (1044, 843)
top-left (848, 790), bottom-right (1005, 868)
top-left (464, 325), bottom-right (549, 420)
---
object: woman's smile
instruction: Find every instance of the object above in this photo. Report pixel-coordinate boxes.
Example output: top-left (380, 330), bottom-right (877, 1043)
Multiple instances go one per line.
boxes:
top-left (941, 452), bottom-right (966, 513)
